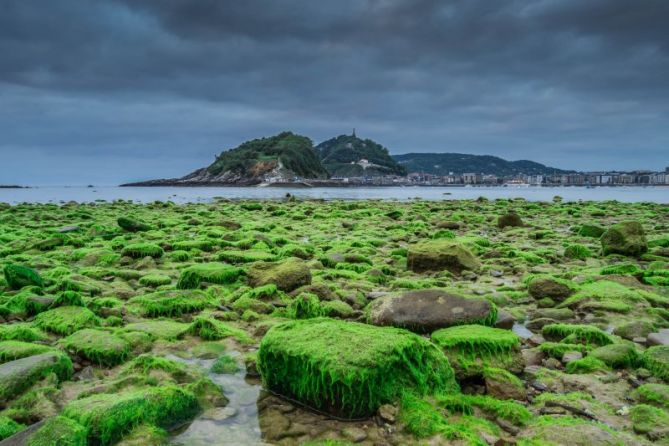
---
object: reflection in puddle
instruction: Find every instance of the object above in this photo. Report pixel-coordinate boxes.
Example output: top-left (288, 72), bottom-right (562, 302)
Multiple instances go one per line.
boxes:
top-left (167, 352), bottom-right (271, 446)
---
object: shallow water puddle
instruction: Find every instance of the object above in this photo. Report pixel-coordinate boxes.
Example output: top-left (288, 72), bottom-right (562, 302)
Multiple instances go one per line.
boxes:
top-left (166, 352), bottom-right (271, 446)
top-left (512, 322), bottom-right (533, 339)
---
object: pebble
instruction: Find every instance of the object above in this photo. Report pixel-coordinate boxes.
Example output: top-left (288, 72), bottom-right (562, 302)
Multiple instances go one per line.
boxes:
top-left (342, 426), bottom-right (368, 443)
top-left (561, 351), bottom-right (583, 364)
top-left (378, 404), bottom-right (398, 424)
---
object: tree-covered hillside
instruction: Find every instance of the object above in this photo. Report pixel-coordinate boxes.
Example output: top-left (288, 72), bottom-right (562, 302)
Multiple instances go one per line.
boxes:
top-left (392, 153), bottom-right (569, 176)
top-left (208, 132), bottom-right (328, 179)
top-left (317, 134), bottom-right (406, 177)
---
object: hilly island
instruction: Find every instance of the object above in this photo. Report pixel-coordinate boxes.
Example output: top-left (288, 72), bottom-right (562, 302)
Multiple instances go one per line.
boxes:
top-left (122, 131), bottom-right (565, 187)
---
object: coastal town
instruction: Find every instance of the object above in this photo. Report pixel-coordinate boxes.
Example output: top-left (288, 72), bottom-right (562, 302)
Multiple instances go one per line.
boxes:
top-left (286, 165), bottom-right (669, 187)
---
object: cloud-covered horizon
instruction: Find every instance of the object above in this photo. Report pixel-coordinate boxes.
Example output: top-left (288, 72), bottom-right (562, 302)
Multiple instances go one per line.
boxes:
top-left (1, 0), bottom-right (668, 185)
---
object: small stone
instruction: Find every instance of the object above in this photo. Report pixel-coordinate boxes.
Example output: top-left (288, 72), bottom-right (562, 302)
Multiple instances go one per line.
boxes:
top-left (378, 404), bottom-right (398, 424)
top-left (633, 337), bottom-right (648, 345)
top-left (530, 381), bottom-right (548, 391)
top-left (494, 310), bottom-right (516, 330)
top-left (342, 426), bottom-right (368, 443)
top-left (495, 417), bottom-right (520, 435)
top-left (545, 357), bottom-right (562, 370)
top-left (616, 406), bottom-right (629, 416)
top-left (561, 351), bottom-right (583, 364)
top-left (521, 348), bottom-right (544, 366)
top-left (490, 269), bottom-right (503, 277)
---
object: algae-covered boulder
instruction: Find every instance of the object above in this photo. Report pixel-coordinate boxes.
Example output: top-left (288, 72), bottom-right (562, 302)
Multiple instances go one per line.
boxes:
top-left (407, 240), bottom-right (480, 274)
top-left (497, 212), bottom-right (523, 229)
top-left (61, 329), bottom-right (131, 366)
top-left (527, 276), bottom-right (576, 301)
top-left (366, 289), bottom-right (496, 333)
top-left (3, 264), bottom-right (43, 290)
top-left (519, 416), bottom-right (636, 446)
top-left (121, 243), bottom-right (164, 259)
top-left (117, 217), bottom-right (151, 232)
top-left (588, 343), bottom-right (639, 369)
top-left (431, 324), bottom-right (523, 378)
top-left (33, 306), bottom-right (99, 336)
top-left (642, 345), bottom-right (669, 381)
top-left (62, 385), bottom-right (200, 445)
top-left (601, 221), bottom-right (648, 257)
top-left (258, 318), bottom-right (458, 418)
top-left (247, 257), bottom-right (311, 292)
top-left (176, 263), bottom-right (243, 289)
top-left (128, 290), bottom-right (210, 317)
top-left (578, 224), bottom-right (606, 238)
top-left (0, 352), bottom-right (72, 403)
top-left (0, 416), bottom-right (86, 446)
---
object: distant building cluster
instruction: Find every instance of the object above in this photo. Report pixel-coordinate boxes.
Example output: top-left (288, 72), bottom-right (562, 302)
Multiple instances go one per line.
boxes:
top-left (402, 167), bottom-right (669, 186)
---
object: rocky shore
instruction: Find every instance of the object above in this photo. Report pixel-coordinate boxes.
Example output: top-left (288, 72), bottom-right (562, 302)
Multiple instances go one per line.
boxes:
top-left (0, 197), bottom-right (667, 445)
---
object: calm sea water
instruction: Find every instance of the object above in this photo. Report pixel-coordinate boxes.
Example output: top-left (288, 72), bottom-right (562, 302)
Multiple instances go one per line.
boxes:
top-left (0, 186), bottom-right (667, 204)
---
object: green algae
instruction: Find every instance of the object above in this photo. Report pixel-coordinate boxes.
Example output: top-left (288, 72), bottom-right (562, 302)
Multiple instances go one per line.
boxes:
top-left (3, 264), bottom-right (43, 290)
top-left (641, 345), bottom-right (669, 381)
top-left (211, 354), bottom-right (239, 374)
top-left (0, 415), bottom-right (24, 440)
top-left (176, 263), bottom-right (243, 289)
top-left (185, 316), bottom-right (252, 343)
top-left (62, 385), bottom-right (200, 445)
top-left (128, 289), bottom-right (210, 317)
top-left (33, 305), bottom-right (99, 335)
top-left (61, 328), bottom-right (131, 366)
top-left (566, 355), bottom-right (610, 374)
top-left (258, 318), bottom-right (458, 418)
top-left (541, 323), bottom-right (614, 346)
top-left (121, 243), bottom-right (164, 259)
top-left (27, 416), bottom-right (87, 446)
top-left (123, 320), bottom-right (190, 340)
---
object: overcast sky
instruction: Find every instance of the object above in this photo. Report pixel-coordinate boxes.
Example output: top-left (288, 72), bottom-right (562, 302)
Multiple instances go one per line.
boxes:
top-left (1, 0), bottom-right (668, 185)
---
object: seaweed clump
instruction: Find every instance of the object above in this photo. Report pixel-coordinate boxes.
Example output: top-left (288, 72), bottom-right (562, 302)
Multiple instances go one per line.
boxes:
top-left (258, 318), bottom-right (458, 418)
top-left (176, 263), bottom-right (243, 289)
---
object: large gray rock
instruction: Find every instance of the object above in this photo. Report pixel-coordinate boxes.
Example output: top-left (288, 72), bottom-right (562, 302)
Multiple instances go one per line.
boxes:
top-left (648, 330), bottom-right (669, 346)
top-left (0, 352), bottom-right (72, 403)
top-left (366, 289), bottom-right (495, 334)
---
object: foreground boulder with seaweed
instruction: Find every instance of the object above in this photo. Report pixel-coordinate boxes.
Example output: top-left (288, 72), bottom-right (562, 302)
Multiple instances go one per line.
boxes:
top-left (0, 197), bottom-right (666, 445)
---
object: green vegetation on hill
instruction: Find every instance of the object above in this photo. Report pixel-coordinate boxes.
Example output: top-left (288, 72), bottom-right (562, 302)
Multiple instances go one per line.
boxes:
top-left (317, 134), bottom-right (406, 177)
top-left (207, 131), bottom-right (328, 179)
top-left (392, 153), bottom-right (569, 176)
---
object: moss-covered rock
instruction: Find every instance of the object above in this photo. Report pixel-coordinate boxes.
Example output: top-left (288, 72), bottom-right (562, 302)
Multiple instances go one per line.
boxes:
top-left (367, 289), bottom-right (496, 333)
top-left (18, 416), bottom-right (87, 446)
top-left (128, 290), bottom-right (210, 317)
top-left (123, 320), bottom-right (190, 340)
top-left (497, 212), bottom-right (523, 229)
top-left (431, 324), bottom-right (523, 378)
top-left (62, 385), bottom-right (200, 445)
top-left (258, 318), bottom-right (458, 418)
top-left (407, 240), bottom-right (480, 274)
top-left (527, 276), bottom-right (576, 301)
top-left (176, 263), bottom-right (243, 289)
top-left (601, 221), bottom-right (648, 257)
top-left (61, 329), bottom-right (131, 366)
top-left (117, 217), bottom-right (151, 232)
top-left (3, 264), bottom-right (44, 290)
top-left (121, 243), bottom-right (164, 259)
top-left (542, 323), bottom-right (614, 346)
top-left (0, 352), bottom-right (72, 403)
top-left (642, 345), bottom-right (669, 381)
top-left (588, 343), bottom-right (639, 369)
top-left (247, 257), bottom-right (311, 292)
top-left (33, 306), bottom-right (98, 336)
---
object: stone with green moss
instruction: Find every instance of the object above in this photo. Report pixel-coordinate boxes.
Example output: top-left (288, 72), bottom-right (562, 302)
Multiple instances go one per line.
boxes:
top-left (258, 318), bottom-right (458, 418)
top-left (431, 324), bottom-right (523, 378)
top-left (128, 290), bottom-right (210, 317)
top-left (0, 352), bottom-right (72, 403)
top-left (61, 329), bottom-right (131, 366)
top-left (62, 385), bottom-right (200, 445)
top-left (0, 415), bottom-right (24, 440)
top-left (406, 240), bottom-right (480, 274)
top-left (121, 243), bottom-right (164, 259)
top-left (123, 320), bottom-right (190, 340)
top-left (247, 257), bottom-right (311, 292)
top-left (176, 263), bottom-right (243, 289)
top-left (33, 306), bottom-right (98, 336)
top-left (542, 323), bottom-right (614, 346)
top-left (642, 345), bottom-right (669, 381)
top-left (601, 221), bottom-right (648, 257)
top-left (3, 264), bottom-right (43, 290)
top-left (588, 343), bottom-right (639, 369)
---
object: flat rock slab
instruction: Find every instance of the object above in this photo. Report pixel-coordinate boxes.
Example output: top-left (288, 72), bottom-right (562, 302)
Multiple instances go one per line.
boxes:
top-left (367, 289), bottom-right (495, 333)
top-left (647, 330), bottom-right (669, 346)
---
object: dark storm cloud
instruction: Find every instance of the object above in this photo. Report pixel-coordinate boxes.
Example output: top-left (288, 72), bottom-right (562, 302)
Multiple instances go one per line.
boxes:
top-left (0, 0), bottom-right (667, 185)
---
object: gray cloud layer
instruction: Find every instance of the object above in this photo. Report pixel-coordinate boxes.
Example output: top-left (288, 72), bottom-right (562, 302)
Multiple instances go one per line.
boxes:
top-left (1, 0), bottom-right (668, 185)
